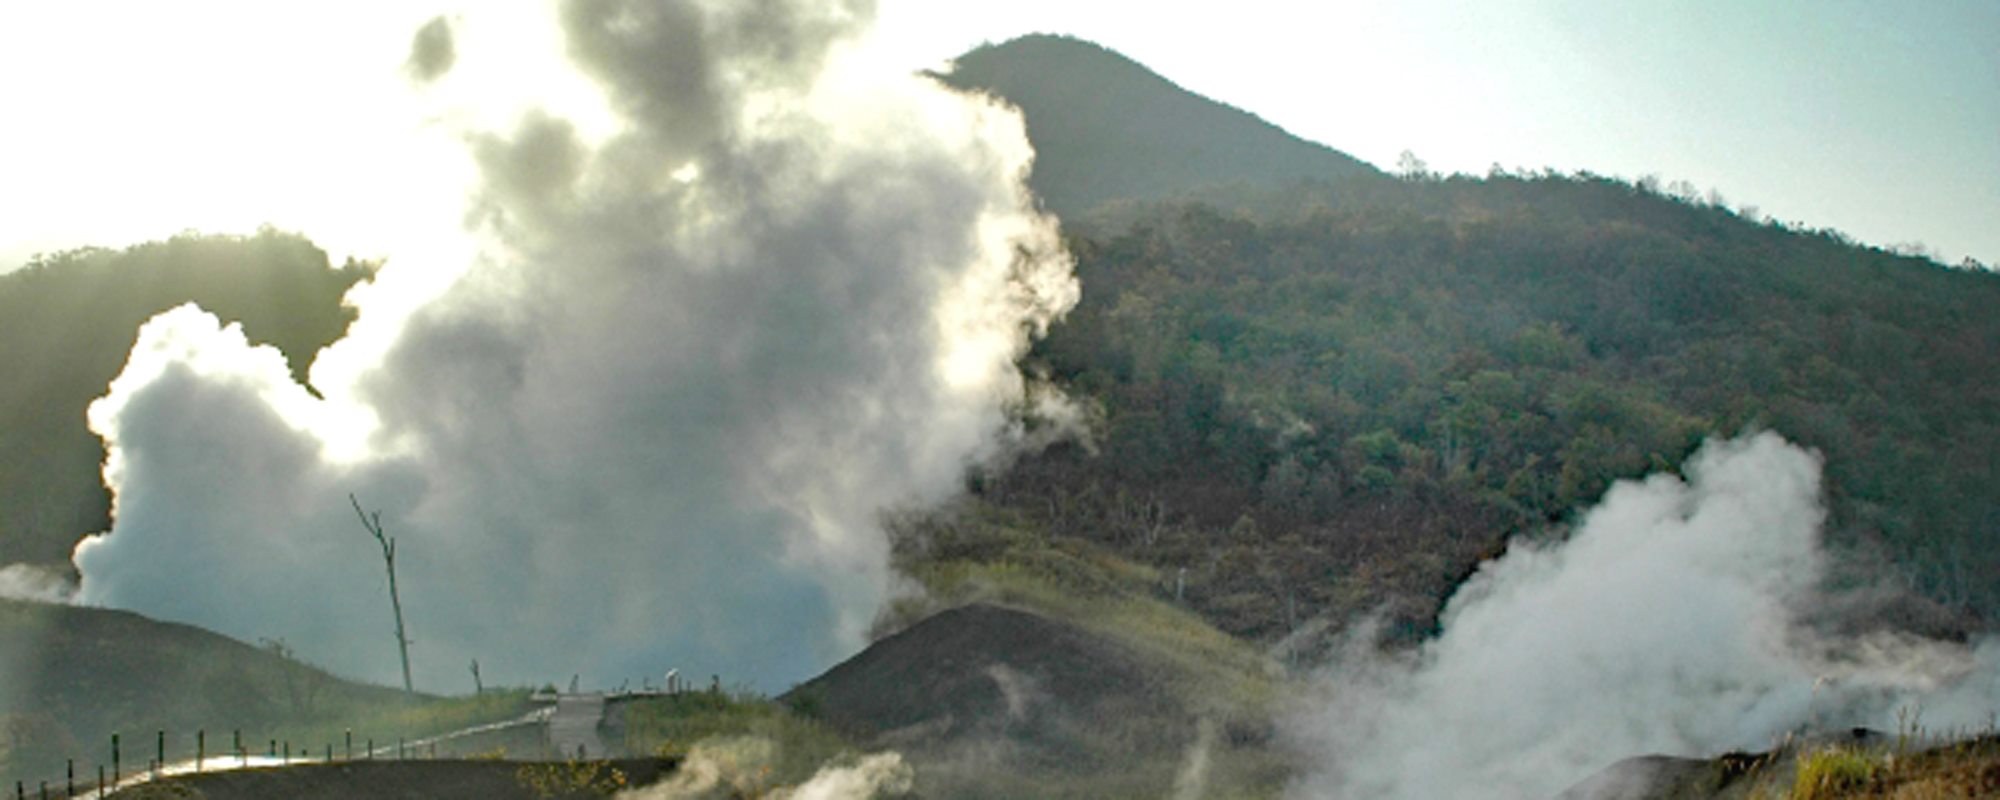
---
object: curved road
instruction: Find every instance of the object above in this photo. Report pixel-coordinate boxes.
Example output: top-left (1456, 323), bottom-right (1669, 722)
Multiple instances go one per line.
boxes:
top-left (548, 692), bottom-right (608, 759)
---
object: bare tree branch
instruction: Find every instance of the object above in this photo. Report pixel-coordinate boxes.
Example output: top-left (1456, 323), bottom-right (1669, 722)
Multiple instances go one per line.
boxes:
top-left (351, 493), bottom-right (414, 695)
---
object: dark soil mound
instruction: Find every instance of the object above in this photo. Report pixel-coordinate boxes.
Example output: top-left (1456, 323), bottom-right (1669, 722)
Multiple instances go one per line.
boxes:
top-left (110, 758), bottom-right (675, 800)
top-left (782, 603), bottom-right (1188, 765)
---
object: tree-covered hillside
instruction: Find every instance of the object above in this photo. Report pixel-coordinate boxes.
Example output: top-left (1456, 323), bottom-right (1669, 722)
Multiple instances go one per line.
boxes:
top-left (916, 35), bottom-right (2000, 649)
top-left (0, 231), bottom-right (369, 565)
top-left (976, 170), bottom-right (1999, 645)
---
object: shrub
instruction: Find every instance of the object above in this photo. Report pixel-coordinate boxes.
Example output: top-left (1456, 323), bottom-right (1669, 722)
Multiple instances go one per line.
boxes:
top-left (1792, 747), bottom-right (1882, 799)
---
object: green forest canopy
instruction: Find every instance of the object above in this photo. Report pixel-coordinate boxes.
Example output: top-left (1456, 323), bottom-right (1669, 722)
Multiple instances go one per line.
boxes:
top-left (974, 169), bottom-right (2000, 643)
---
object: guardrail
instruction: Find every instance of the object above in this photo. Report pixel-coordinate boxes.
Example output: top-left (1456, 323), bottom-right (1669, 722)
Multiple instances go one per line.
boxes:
top-left (10, 721), bottom-right (516, 799)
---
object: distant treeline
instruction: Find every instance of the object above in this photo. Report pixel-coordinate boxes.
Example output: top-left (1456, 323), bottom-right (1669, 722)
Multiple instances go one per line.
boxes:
top-left (0, 230), bottom-right (368, 564)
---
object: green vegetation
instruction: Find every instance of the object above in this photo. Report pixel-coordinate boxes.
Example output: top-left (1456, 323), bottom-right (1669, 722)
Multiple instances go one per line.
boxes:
top-left (970, 168), bottom-right (2000, 646)
top-left (515, 758), bottom-right (630, 798)
top-left (1742, 736), bottom-right (2000, 799)
top-left (935, 35), bottom-right (2000, 652)
top-left (0, 599), bottom-right (529, 786)
top-left (1791, 747), bottom-right (1884, 799)
top-left (0, 229), bottom-right (370, 565)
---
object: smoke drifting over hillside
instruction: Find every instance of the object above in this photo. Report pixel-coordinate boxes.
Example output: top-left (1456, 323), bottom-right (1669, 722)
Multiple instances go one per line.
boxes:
top-left (1289, 432), bottom-right (2000, 799)
top-left (0, 564), bottom-right (73, 604)
top-left (69, 0), bottom-right (1076, 691)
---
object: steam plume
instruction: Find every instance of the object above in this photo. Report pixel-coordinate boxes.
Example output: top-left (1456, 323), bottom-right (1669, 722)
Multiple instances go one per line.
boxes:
top-left (614, 737), bottom-right (911, 800)
top-left (0, 564), bottom-right (73, 604)
top-left (1288, 432), bottom-right (1999, 799)
top-left (68, 0), bottom-right (1076, 691)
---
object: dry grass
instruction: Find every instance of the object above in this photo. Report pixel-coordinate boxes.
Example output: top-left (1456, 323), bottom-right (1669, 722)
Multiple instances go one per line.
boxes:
top-left (1792, 747), bottom-right (1884, 799)
top-left (1756, 736), bottom-right (2000, 800)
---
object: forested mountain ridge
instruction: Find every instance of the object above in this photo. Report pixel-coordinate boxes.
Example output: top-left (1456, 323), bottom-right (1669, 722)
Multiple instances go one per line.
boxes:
top-left (966, 168), bottom-right (2000, 645)
top-left (922, 34), bottom-right (1999, 649)
top-left (0, 231), bottom-right (369, 565)
top-left (939, 34), bottom-right (1383, 219)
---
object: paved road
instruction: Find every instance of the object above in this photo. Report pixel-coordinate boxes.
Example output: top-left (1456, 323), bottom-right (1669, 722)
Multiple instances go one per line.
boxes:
top-left (548, 693), bottom-right (609, 759)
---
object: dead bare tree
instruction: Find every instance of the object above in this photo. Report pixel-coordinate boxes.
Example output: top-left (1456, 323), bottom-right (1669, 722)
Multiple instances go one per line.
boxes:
top-left (351, 493), bottom-right (414, 695)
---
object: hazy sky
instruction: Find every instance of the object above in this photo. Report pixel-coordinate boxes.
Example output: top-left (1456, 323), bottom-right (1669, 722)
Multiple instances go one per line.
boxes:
top-left (1, 1), bottom-right (1993, 267)
top-left (878, 0), bottom-right (1999, 265)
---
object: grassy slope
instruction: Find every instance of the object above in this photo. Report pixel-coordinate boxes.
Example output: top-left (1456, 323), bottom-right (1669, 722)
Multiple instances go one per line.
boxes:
top-left (861, 501), bottom-right (1293, 798)
top-left (606, 501), bottom-right (1294, 798)
top-left (1616, 735), bottom-right (2000, 799)
top-left (0, 599), bottom-right (528, 788)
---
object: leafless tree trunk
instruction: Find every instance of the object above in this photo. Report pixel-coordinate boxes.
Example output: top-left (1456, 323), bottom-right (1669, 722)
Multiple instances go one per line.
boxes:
top-left (351, 494), bottom-right (414, 695)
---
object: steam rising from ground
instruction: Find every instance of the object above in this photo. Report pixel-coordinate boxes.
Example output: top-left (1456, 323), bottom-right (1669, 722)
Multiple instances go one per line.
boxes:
top-left (64, 0), bottom-right (1076, 691)
top-left (0, 564), bottom-right (74, 604)
top-left (1289, 432), bottom-right (2000, 799)
top-left (615, 737), bottom-right (911, 800)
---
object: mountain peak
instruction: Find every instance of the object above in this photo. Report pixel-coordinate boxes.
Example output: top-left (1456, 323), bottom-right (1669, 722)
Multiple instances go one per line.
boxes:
top-left (939, 34), bottom-right (1380, 217)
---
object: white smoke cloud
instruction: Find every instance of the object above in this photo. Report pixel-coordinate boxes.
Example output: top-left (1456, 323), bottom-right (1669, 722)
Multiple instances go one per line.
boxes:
top-left (67, 0), bottom-right (1076, 692)
top-left (777, 752), bottom-right (914, 800)
top-left (1287, 432), bottom-right (1999, 800)
top-left (0, 564), bottom-right (74, 604)
top-left (614, 737), bottom-right (911, 800)
top-left (1168, 719), bottom-right (1216, 800)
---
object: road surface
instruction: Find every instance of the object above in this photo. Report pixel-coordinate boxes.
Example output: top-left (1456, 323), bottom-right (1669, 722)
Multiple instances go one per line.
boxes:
top-left (548, 692), bottom-right (608, 759)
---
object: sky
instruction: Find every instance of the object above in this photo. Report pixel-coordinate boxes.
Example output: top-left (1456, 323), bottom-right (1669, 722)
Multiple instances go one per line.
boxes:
top-left (880, 0), bottom-right (1999, 266)
top-left (2, 1), bottom-right (1993, 267)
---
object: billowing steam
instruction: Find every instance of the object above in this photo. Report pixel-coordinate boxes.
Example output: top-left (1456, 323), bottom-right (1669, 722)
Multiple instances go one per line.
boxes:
top-left (0, 564), bottom-right (74, 604)
top-left (613, 737), bottom-right (911, 800)
top-left (66, 0), bottom-right (1076, 691)
top-left (1288, 432), bottom-right (2000, 799)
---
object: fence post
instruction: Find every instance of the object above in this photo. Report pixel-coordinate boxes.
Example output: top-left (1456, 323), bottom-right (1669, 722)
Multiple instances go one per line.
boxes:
top-left (197, 730), bottom-right (205, 772)
top-left (234, 729), bottom-right (243, 767)
top-left (65, 760), bottom-right (73, 798)
top-left (345, 729), bottom-right (352, 761)
top-left (111, 734), bottom-right (119, 786)
top-left (367, 738), bottom-right (374, 760)
top-left (96, 765), bottom-right (103, 800)
top-left (155, 730), bottom-right (163, 777)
